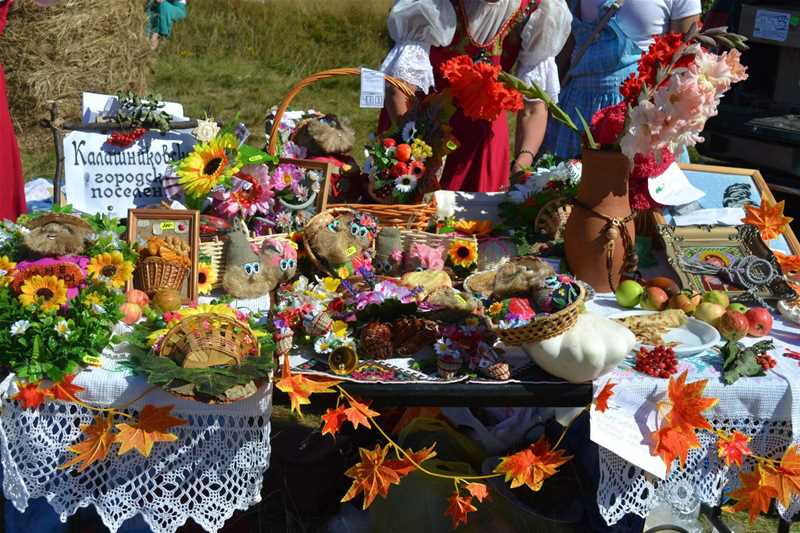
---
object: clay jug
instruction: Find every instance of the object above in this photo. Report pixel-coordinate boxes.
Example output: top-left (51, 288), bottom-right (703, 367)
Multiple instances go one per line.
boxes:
top-left (565, 147), bottom-right (635, 293)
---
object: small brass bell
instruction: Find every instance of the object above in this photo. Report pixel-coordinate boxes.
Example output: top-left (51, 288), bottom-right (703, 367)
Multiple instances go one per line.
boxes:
top-left (328, 345), bottom-right (358, 375)
top-left (605, 225), bottom-right (620, 242)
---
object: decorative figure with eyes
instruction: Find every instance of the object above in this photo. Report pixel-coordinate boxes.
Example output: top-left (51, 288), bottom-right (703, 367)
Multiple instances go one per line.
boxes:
top-left (349, 212), bottom-right (378, 250)
top-left (404, 242), bottom-right (444, 273)
top-left (222, 222), bottom-right (273, 299)
top-left (259, 237), bottom-right (298, 291)
top-left (373, 228), bottom-right (404, 277)
top-left (22, 213), bottom-right (95, 258)
top-left (305, 210), bottom-right (378, 278)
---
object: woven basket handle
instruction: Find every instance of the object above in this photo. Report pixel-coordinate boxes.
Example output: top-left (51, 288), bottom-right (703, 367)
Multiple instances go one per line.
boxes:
top-left (267, 68), bottom-right (417, 157)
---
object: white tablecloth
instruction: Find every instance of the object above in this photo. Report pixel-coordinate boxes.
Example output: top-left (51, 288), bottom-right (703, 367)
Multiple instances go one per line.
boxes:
top-left (0, 354), bottom-right (273, 533)
top-left (587, 295), bottom-right (800, 525)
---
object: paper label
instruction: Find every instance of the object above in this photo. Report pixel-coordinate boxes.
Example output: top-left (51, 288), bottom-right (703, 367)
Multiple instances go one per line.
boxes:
top-left (160, 221), bottom-right (176, 231)
top-left (346, 245), bottom-right (358, 258)
top-left (455, 295), bottom-right (467, 305)
top-left (360, 68), bottom-right (385, 109)
top-left (648, 162), bottom-right (706, 206)
top-left (82, 354), bottom-right (103, 367)
top-left (754, 9), bottom-right (791, 42)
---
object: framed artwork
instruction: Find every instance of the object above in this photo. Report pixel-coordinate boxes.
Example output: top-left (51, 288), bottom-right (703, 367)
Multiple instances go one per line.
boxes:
top-left (269, 158), bottom-right (332, 233)
top-left (655, 164), bottom-right (800, 255)
top-left (127, 208), bottom-right (200, 302)
top-left (658, 224), bottom-right (797, 303)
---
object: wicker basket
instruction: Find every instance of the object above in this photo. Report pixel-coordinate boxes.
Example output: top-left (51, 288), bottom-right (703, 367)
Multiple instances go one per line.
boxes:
top-left (134, 257), bottom-right (189, 296)
top-left (534, 197), bottom-right (572, 241)
top-left (267, 68), bottom-right (436, 231)
top-left (158, 313), bottom-right (259, 369)
top-left (199, 233), bottom-right (287, 290)
top-left (400, 230), bottom-right (477, 271)
top-left (490, 285), bottom-right (586, 346)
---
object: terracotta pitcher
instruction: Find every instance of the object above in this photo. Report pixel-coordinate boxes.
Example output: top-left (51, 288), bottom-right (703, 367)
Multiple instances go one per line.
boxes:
top-left (565, 147), bottom-right (635, 293)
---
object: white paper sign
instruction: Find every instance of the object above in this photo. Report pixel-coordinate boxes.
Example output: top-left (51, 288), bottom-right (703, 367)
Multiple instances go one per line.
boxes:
top-left (81, 92), bottom-right (188, 125)
top-left (648, 162), bottom-right (706, 206)
top-left (754, 9), bottom-right (791, 43)
top-left (591, 404), bottom-right (668, 480)
top-left (673, 207), bottom-right (746, 227)
top-left (360, 68), bottom-right (386, 109)
top-left (63, 130), bottom-right (196, 217)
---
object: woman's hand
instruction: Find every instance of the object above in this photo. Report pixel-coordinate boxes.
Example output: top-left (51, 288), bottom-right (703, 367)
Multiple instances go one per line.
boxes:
top-left (513, 100), bottom-right (548, 172)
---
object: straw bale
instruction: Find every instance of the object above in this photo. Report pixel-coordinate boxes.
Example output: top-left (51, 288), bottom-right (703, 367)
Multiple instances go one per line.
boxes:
top-left (0, 0), bottom-right (151, 130)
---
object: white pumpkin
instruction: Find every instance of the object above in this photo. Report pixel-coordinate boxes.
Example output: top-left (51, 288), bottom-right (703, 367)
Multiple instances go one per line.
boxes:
top-left (523, 313), bottom-right (635, 383)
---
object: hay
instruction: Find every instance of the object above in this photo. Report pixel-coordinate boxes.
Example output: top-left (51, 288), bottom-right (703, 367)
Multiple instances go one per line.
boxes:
top-left (1, 0), bottom-right (151, 132)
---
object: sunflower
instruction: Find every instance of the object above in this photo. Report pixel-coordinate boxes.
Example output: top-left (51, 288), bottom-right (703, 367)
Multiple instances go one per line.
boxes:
top-left (19, 275), bottom-right (68, 312)
top-left (448, 239), bottom-right (478, 269)
top-left (0, 256), bottom-right (16, 287)
top-left (197, 262), bottom-right (218, 295)
top-left (88, 251), bottom-right (134, 288)
top-left (177, 133), bottom-right (240, 199)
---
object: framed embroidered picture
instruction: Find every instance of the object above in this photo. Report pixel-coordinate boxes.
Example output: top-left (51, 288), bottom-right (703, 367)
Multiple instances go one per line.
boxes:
top-left (262, 158), bottom-right (332, 234)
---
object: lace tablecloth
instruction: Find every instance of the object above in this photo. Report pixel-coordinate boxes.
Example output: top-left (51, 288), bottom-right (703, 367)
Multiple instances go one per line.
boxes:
top-left (0, 355), bottom-right (273, 533)
top-left (587, 295), bottom-right (800, 525)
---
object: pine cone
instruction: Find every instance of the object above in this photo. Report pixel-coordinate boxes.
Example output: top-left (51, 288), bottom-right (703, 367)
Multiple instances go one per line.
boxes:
top-left (359, 322), bottom-right (394, 360)
top-left (393, 316), bottom-right (439, 356)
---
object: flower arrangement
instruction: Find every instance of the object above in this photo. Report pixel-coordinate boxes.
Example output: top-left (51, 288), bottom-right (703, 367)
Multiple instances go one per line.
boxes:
top-left (364, 125), bottom-right (435, 204)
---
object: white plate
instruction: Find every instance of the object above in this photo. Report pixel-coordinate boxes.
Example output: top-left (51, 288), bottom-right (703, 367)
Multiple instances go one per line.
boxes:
top-left (609, 310), bottom-right (721, 358)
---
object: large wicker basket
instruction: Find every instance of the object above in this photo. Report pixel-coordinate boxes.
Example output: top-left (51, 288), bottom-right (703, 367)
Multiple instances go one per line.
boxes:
top-left (158, 313), bottom-right (259, 369)
top-left (267, 68), bottom-right (436, 231)
top-left (134, 257), bottom-right (189, 296)
top-left (490, 285), bottom-right (586, 346)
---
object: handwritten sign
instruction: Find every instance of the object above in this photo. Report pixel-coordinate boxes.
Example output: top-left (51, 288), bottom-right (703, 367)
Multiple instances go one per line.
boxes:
top-left (63, 130), bottom-right (196, 217)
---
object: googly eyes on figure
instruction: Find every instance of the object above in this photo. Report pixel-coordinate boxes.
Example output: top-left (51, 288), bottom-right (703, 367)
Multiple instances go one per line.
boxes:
top-left (327, 220), bottom-right (340, 233)
top-left (243, 262), bottom-right (260, 276)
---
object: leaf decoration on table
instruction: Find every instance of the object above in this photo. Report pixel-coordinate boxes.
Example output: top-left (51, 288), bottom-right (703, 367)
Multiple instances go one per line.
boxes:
top-left (716, 431), bottom-right (752, 467)
top-left (343, 398), bottom-right (380, 430)
top-left (445, 493), bottom-right (478, 528)
top-left (464, 482), bottom-right (489, 503)
top-left (384, 444), bottom-right (437, 477)
top-left (741, 199), bottom-right (793, 242)
top-left (275, 372), bottom-right (340, 416)
top-left (773, 251), bottom-right (800, 278)
top-left (721, 340), bottom-right (774, 385)
top-left (651, 424), bottom-right (700, 472)
top-left (12, 382), bottom-right (47, 410)
top-left (762, 444), bottom-right (800, 507)
top-left (494, 436), bottom-right (572, 492)
top-left (594, 380), bottom-right (616, 413)
top-left (113, 405), bottom-right (187, 457)
top-left (52, 374), bottom-right (86, 402)
top-left (321, 406), bottom-right (348, 437)
top-left (340, 444), bottom-right (404, 510)
top-left (725, 466), bottom-right (779, 524)
top-left (60, 415), bottom-right (115, 472)
top-left (665, 370), bottom-right (718, 432)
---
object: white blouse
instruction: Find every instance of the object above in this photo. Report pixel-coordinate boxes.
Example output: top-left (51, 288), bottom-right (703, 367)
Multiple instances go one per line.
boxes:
top-left (380, 0), bottom-right (572, 100)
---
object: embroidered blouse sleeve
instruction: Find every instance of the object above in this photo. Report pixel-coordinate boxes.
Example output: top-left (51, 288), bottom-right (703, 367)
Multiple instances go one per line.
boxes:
top-left (516, 0), bottom-right (572, 101)
top-left (379, 0), bottom-right (457, 93)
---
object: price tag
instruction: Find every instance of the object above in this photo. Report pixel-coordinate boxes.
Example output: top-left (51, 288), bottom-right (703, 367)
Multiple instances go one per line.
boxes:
top-left (160, 221), bottom-right (176, 231)
top-left (346, 245), bottom-right (358, 258)
top-left (455, 295), bottom-right (467, 306)
top-left (82, 355), bottom-right (103, 367)
top-left (360, 68), bottom-right (385, 109)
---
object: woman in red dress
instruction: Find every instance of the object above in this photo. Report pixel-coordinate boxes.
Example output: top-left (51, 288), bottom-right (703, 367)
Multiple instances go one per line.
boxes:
top-left (0, 0), bottom-right (26, 221)
top-left (380, 0), bottom-right (572, 192)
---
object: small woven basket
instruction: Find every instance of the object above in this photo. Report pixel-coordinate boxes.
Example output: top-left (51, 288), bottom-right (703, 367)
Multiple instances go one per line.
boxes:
top-left (534, 197), bottom-right (572, 241)
top-left (490, 285), bottom-right (586, 346)
top-left (343, 201), bottom-right (437, 231)
top-left (400, 230), bottom-right (478, 271)
top-left (134, 257), bottom-right (189, 295)
top-left (158, 313), bottom-right (259, 369)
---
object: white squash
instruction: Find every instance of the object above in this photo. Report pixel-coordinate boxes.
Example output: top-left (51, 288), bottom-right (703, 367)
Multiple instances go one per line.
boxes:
top-left (523, 313), bottom-right (635, 383)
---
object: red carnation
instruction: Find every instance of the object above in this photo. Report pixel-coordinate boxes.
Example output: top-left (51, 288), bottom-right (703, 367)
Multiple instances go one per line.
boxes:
top-left (441, 55), bottom-right (523, 122)
top-left (590, 102), bottom-right (627, 145)
top-left (630, 148), bottom-right (675, 180)
top-left (629, 176), bottom-right (662, 211)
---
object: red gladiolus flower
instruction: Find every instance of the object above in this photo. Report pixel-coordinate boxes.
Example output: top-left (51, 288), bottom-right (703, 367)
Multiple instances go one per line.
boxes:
top-left (630, 148), bottom-right (675, 180)
top-left (441, 55), bottom-right (523, 122)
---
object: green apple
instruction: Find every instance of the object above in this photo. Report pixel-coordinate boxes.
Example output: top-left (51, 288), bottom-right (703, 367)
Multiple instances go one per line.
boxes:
top-left (728, 303), bottom-right (749, 314)
top-left (703, 290), bottom-right (730, 309)
top-left (695, 302), bottom-right (727, 328)
top-left (615, 280), bottom-right (644, 308)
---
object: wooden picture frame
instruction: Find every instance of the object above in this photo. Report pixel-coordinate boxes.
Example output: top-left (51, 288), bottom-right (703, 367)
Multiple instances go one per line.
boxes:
top-left (654, 164), bottom-right (800, 255)
top-left (658, 224), bottom-right (797, 303)
top-left (276, 157), bottom-right (331, 221)
top-left (127, 208), bottom-right (200, 302)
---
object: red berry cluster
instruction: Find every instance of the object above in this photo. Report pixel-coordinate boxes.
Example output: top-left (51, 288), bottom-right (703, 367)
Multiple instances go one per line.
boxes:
top-left (756, 354), bottom-right (776, 371)
top-left (107, 128), bottom-right (146, 148)
top-left (635, 345), bottom-right (678, 378)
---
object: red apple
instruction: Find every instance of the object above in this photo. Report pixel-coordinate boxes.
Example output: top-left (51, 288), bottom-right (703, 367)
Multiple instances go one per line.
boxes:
top-left (719, 310), bottom-right (750, 341)
top-left (669, 292), bottom-right (700, 315)
top-left (641, 286), bottom-right (669, 311)
top-left (126, 289), bottom-right (149, 307)
top-left (645, 277), bottom-right (681, 298)
top-left (120, 302), bottom-right (142, 325)
top-left (745, 307), bottom-right (773, 337)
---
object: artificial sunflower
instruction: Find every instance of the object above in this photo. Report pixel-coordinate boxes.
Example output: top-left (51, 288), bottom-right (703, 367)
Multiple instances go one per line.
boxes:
top-left (88, 251), bottom-right (134, 288)
top-left (197, 262), bottom-right (218, 295)
top-left (454, 219), bottom-right (493, 237)
top-left (19, 275), bottom-right (68, 312)
top-left (0, 256), bottom-right (17, 287)
top-left (448, 239), bottom-right (478, 269)
top-left (177, 133), bottom-right (240, 199)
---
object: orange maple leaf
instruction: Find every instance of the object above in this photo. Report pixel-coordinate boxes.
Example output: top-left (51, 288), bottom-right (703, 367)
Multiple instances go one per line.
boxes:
top-left (384, 444), bottom-right (437, 476)
top-left (465, 482), bottom-right (489, 503)
top-left (594, 380), bottom-right (616, 413)
top-left (12, 382), bottom-right (46, 409)
top-left (665, 370), bottom-right (718, 433)
top-left (341, 444), bottom-right (403, 509)
top-left (454, 219), bottom-right (493, 237)
top-left (742, 199), bottom-right (793, 242)
top-left (773, 252), bottom-right (800, 279)
top-left (343, 398), bottom-right (380, 430)
top-left (445, 493), bottom-right (477, 528)
top-left (51, 374), bottom-right (86, 403)
top-left (275, 373), bottom-right (340, 416)
top-left (113, 404), bottom-right (187, 457)
top-left (726, 466), bottom-right (778, 524)
top-left (717, 431), bottom-right (752, 467)
top-left (321, 406), bottom-right (347, 437)
top-left (494, 437), bottom-right (572, 492)
top-left (651, 424), bottom-right (701, 473)
top-left (763, 445), bottom-right (800, 507)
top-left (60, 415), bottom-right (115, 472)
